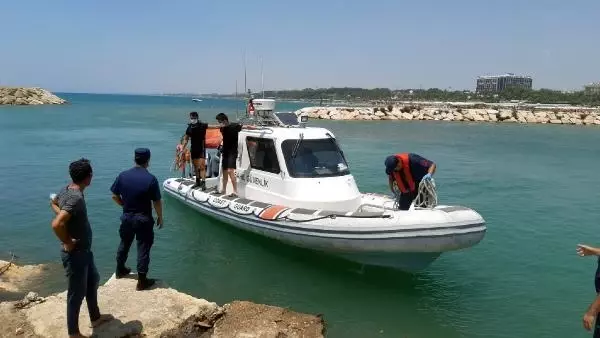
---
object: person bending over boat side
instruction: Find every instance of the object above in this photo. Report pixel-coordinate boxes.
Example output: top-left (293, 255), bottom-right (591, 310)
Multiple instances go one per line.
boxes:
top-left (181, 112), bottom-right (220, 190)
top-left (576, 244), bottom-right (600, 336)
top-left (384, 153), bottom-right (436, 210)
top-left (215, 112), bottom-right (256, 195)
top-left (50, 158), bottom-right (113, 337)
top-left (110, 148), bottom-right (163, 291)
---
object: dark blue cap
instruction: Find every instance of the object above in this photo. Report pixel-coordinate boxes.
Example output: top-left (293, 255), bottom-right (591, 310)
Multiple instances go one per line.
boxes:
top-left (384, 155), bottom-right (398, 175)
top-left (135, 148), bottom-right (151, 162)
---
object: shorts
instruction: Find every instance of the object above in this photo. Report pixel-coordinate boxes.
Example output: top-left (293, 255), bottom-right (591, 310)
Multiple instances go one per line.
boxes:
top-left (221, 152), bottom-right (237, 170)
top-left (190, 147), bottom-right (206, 160)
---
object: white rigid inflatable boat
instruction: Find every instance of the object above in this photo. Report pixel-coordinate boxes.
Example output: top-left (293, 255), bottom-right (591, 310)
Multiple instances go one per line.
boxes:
top-left (163, 99), bottom-right (486, 272)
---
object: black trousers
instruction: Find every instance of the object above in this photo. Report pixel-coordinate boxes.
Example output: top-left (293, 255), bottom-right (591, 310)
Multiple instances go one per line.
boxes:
top-left (61, 249), bottom-right (100, 336)
top-left (116, 213), bottom-right (154, 274)
top-left (398, 189), bottom-right (419, 210)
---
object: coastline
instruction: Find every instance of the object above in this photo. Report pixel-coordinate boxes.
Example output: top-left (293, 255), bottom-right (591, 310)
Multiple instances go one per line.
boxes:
top-left (297, 102), bottom-right (600, 126)
top-left (0, 260), bottom-right (325, 337)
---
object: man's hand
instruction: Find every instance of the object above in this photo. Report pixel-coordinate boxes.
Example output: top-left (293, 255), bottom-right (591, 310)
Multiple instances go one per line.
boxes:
top-left (584, 311), bottom-right (596, 331)
top-left (577, 244), bottom-right (600, 257)
top-left (50, 194), bottom-right (60, 215)
top-left (63, 238), bottom-right (78, 252)
top-left (423, 173), bottom-right (432, 181)
top-left (156, 216), bottom-right (164, 229)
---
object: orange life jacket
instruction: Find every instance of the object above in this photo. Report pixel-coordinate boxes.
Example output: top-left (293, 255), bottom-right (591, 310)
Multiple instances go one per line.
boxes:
top-left (391, 153), bottom-right (415, 193)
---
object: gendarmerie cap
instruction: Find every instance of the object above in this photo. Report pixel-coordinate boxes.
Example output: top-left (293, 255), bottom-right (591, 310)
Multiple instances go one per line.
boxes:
top-left (384, 155), bottom-right (398, 175)
top-left (134, 148), bottom-right (151, 162)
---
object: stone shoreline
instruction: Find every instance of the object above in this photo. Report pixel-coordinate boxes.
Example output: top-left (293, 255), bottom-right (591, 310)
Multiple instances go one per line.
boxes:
top-left (0, 87), bottom-right (67, 105)
top-left (0, 260), bottom-right (325, 337)
top-left (297, 103), bottom-right (600, 126)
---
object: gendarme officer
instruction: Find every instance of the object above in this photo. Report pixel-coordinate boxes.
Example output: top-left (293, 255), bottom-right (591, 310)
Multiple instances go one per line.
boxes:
top-left (110, 148), bottom-right (163, 291)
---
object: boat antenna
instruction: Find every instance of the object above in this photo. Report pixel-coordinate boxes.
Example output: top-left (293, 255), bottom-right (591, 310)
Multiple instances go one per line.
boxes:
top-left (260, 55), bottom-right (264, 99)
top-left (243, 51), bottom-right (247, 101)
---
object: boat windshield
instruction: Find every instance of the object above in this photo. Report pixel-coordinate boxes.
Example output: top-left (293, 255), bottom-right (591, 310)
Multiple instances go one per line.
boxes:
top-left (281, 138), bottom-right (350, 178)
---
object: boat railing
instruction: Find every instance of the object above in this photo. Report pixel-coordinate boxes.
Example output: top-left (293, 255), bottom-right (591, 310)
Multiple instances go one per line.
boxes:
top-left (355, 202), bottom-right (397, 213)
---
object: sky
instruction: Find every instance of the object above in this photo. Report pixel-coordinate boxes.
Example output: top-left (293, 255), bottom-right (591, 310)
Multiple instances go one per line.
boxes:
top-left (1, 0), bottom-right (599, 94)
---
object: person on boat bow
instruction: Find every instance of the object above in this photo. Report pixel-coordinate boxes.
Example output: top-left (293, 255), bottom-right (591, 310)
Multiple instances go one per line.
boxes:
top-left (385, 153), bottom-right (436, 210)
top-left (181, 112), bottom-right (220, 190)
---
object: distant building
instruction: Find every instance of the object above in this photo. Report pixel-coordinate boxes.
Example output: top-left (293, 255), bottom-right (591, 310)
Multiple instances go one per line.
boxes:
top-left (584, 82), bottom-right (600, 95)
top-left (476, 73), bottom-right (533, 94)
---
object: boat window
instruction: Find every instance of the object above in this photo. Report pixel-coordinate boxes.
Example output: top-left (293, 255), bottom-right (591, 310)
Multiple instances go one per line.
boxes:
top-left (246, 137), bottom-right (281, 174)
top-left (281, 138), bottom-right (350, 178)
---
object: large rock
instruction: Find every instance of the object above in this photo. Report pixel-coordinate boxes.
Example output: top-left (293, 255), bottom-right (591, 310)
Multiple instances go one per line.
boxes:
top-left (498, 111), bottom-right (513, 121)
top-left (16, 274), bottom-right (325, 338)
top-left (0, 260), bottom-right (48, 294)
top-left (0, 87), bottom-right (67, 105)
top-left (210, 301), bottom-right (324, 338)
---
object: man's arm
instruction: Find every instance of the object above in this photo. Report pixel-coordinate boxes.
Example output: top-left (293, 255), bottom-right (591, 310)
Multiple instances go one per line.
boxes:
top-left (153, 200), bottom-right (163, 227)
top-left (112, 194), bottom-right (123, 206)
top-left (428, 163), bottom-right (436, 175)
top-left (50, 197), bottom-right (60, 215)
top-left (150, 177), bottom-right (164, 228)
top-left (388, 175), bottom-right (395, 193)
top-left (584, 294), bottom-right (600, 331)
top-left (110, 175), bottom-right (123, 207)
top-left (577, 244), bottom-right (600, 257)
top-left (51, 210), bottom-right (77, 251)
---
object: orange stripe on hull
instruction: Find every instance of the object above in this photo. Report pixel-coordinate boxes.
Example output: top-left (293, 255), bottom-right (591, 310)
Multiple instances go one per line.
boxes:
top-left (259, 205), bottom-right (289, 220)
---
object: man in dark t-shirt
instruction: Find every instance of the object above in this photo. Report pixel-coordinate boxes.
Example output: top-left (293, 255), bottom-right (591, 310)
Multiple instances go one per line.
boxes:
top-left (110, 148), bottom-right (163, 291)
top-left (384, 153), bottom-right (437, 210)
top-left (215, 112), bottom-right (255, 195)
top-left (50, 158), bottom-right (112, 337)
top-left (181, 112), bottom-right (219, 190)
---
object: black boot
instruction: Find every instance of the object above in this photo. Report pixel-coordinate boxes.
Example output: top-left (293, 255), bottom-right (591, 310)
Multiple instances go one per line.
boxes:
top-left (115, 266), bottom-right (131, 279)
top-left (192, 177), bottom-right (201, 189)
top-left (200, 180), bottom-right (206, 191)
top-left (136, 273), bottom-right (156, 291)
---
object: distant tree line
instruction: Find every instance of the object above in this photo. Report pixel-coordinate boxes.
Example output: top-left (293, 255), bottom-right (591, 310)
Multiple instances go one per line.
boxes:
top-left (248, 87), bottom-right (600, 107)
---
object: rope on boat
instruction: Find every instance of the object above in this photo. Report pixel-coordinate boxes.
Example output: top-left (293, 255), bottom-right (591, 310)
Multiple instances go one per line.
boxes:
top-left (412, 178), bottom-right (438, 209)
top-left (282, 213), bottom-right (392, 223)
top-left (0, 252), bottom-right (17, 277)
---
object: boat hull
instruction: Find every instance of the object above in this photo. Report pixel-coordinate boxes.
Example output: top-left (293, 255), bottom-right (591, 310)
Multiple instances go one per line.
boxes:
top-left (163, 178), bottom-right (486, 272)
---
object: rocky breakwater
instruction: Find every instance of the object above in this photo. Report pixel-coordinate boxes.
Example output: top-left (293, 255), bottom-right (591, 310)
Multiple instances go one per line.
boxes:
top-left (298, 105), bottom-right (600, 126)
top-left (0, 87), bottom-right (67, 105)
top-left (0, 261), bottom-right (325, 338)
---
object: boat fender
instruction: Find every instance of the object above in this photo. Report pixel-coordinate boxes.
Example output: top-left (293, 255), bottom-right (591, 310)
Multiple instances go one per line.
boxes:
top-left (207, 195), bottom-right (230, 209)
top-left (191, 190), bottom-right (209, 203)
top-left (229, 201), bottom-right (255, 215)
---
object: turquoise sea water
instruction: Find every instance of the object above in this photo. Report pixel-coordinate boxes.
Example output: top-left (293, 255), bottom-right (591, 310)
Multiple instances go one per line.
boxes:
top-left (1, 93), bottom-right (600, 337)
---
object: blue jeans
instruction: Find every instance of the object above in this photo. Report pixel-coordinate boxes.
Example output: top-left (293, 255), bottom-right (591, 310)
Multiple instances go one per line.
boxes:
top-left (116, 213), bottom-right (154, 274)
top-left (60, 249), bottom-right (101, 336)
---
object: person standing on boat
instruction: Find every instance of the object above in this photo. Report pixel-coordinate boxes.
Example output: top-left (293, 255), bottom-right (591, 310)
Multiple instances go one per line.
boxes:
top-left (216, 112), bottom-right (242, 195)
top-left (384, 153), bottom-right (436, 210)
top-left (50, 158), bottom-right (113, 337)
top-left (215, 112), bottom-right (257, 195)
top-left (576, 243), bottom-right (600, 336)
top-left (181, 112), bottom-right (220, 190)
top-left (110, 148), bottom-right (163, 291)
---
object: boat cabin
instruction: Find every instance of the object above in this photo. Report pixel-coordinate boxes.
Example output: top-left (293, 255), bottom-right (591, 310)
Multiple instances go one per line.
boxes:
top-left (218, 99), bottom-right (362, 213)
